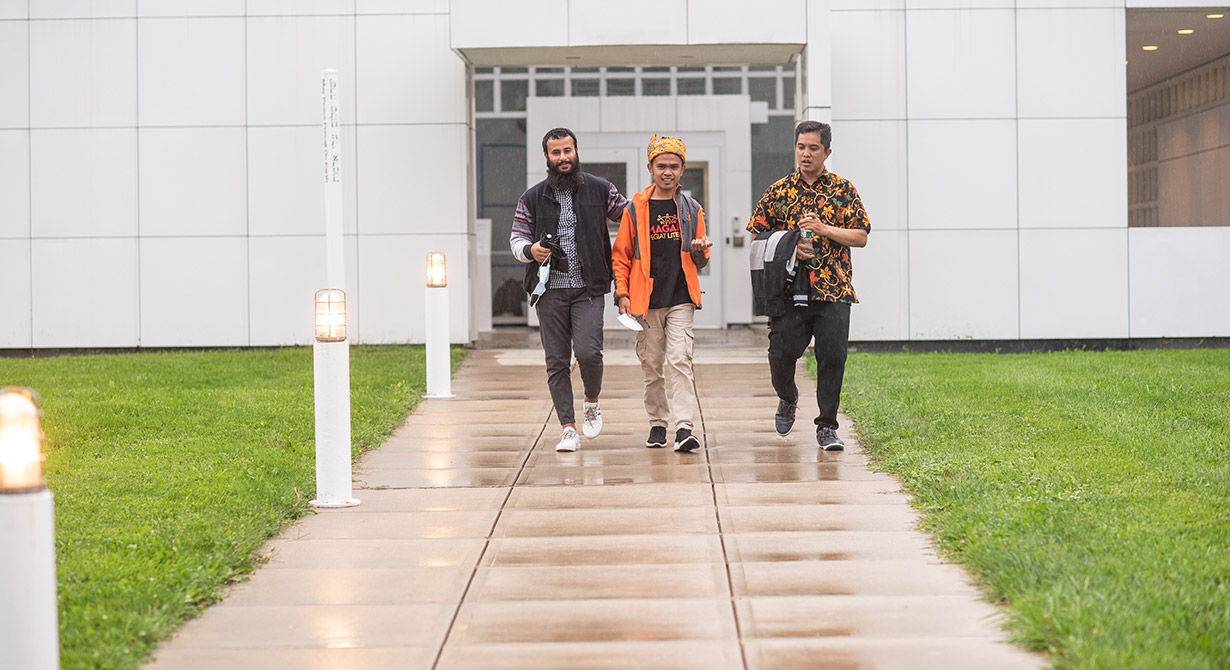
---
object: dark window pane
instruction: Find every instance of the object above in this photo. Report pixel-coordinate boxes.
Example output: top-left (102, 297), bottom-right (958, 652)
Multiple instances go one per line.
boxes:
top-left (749, 77), bottom-right (776, 106)
top-left (535, 66), bottom-right (564, 74)
top-left (501, 79), bottom-right (528, 112)
top-left (606, 66), bottom-right (634, 73)
top-left (536, 79), bottom-right (565, 97)
top-left (643, 66), bottom-right (670, 73)
top-left (501, 67), bottom-right (528, 74)
top-left (475, 80), bottom-right (494, 112)
top-left (713, 77), bottom-right (742, 95)
top-left (783, 76), bottom-right (796, 109)
top-left (475, 67), bottom-right (494, 74)
top-left (713, 65), bottom-right (742, 72)
top-left (643, 78), bottom-right (671, 96)
top-left (678, 66), bottom-right (705, 73)
top-left (607, 78), bottom-right (635, 96)
top-left (749, 65), bottom-right (777, 72)
top-left (571, 66), bottom-right (599, 74)
top-left (678, 78), bottom-right (706, 95)
top-left (572, 79), bottom-right (599, 96)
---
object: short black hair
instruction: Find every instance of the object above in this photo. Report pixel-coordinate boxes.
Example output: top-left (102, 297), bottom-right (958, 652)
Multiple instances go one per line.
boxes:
top-left (794, 120), bottom-right (831, 150)
top-left (542, 127), bottom-right (578, 153)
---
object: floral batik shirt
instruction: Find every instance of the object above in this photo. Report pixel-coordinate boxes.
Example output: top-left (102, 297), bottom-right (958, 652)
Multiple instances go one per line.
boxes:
top-left (747, 168), bottom-right (871, 304)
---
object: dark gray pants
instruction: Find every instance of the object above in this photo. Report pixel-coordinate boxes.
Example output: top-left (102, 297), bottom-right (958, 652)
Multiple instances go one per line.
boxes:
top-left (535, 287), bottom-right (604, 425)
top-left (767, 300), bottom-right (851, 430)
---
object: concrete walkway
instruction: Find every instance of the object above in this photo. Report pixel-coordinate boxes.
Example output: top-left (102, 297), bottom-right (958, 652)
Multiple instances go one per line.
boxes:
top-left (144, 343), bottom-right (1043, 670)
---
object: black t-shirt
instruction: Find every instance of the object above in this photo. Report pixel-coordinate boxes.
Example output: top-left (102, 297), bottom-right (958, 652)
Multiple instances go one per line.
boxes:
top-left (648, 198), bottom-right (693, 309)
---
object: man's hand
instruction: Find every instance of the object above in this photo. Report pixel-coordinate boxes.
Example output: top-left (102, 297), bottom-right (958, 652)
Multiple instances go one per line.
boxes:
top-left (530, 241), bottom-right (552, 263)
top-left (618, 296), bottom-right (631, 315)
top-left (690, 236), bottom-right (713, 252)
top-left (798, 211), bottom-right (828, 238)
top-left (796, 237), bottom-right (816, 262)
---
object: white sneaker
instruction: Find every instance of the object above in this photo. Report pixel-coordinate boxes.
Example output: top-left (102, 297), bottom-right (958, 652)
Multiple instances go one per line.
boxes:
top-left (581, 400), bottom-right (603, 438)
top-left (556, 426), bottom-right (580, 452)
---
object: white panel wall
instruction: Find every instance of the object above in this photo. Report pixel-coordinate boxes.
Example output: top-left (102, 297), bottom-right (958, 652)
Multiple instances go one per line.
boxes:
top-left (834, 121), bottom-right (906, 231)
top-left (831, 9), bottom-right (905, 121)
top-left (689, 0), bottom-right (806, 45)
top-left (247, 15), bottom-right (356, 126)
top-left (1019, 229), bottom-right (1128, 339)
top-left (31, 238), bottom-right (140, 347)
top-left (139, 237), bottom-right (249, 346)
top-left (138, 17), bottom-right (246, 126)
top-left (6, 6), bottom-right (467, 348)
top-left (139, 128), bottom-right (248, 237)
top-left (1018, 119), bottom-right (1127, 229)
top-left (30, 18), bottom-right (136, 128)
top-left (357, 14), bottom-right (464, 124)
top-left (248, 125), bottom-right (358, 236)
top-left (1129, 228), bottom-right (1230, 338)
top-left (30, 129), bottom-right (139, 238)
top-left (909, 230), bottom-right (1019, 340)
top-left (359, 234), bottom-right (471, 343)
top-left (357, 124), bottom-right (469, 235)
top-left (0, 131), bottom-right (30, 239)
top-left (0, 21), bottom-right (29, 128)
top-left (905, 8), bottom-right (1015, 119)
top-left (0, 240), bottom-right (32, 348)
top-left (569, 0), bottom-right (686, 45)
top-left (908, 120), bottom-right (1017, 230)
top-left (849, 230), bottom-right (908, 341)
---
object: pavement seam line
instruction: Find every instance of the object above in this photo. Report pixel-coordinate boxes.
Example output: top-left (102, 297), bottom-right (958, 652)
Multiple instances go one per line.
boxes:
top-left (427, 366), bottom-right (552, 670)
top-left (696, 367), bottom-right (752, 670)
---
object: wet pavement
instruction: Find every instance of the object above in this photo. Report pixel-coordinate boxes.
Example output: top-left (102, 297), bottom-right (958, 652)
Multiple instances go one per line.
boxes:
top-left (144, 343), bottom-right (1044, 670)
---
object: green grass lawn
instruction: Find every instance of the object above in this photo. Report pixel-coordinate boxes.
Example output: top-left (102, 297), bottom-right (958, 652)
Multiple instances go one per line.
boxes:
top-left (0, 345), bottom-right (462, 670)
top-left (832, 348), bottom-right (1230, 670)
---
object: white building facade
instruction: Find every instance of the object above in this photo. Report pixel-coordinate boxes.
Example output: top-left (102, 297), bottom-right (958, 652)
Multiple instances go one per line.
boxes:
top-left (1, 0), bottom-right (1227, 348)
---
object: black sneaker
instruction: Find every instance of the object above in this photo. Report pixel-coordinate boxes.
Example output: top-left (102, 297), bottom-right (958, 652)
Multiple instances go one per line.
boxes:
top-left (674, 428), bottom-right (701, 453)
top-left (817, 426), bottom-right (845, 451)
top-left (775, 398), bottom-right (797, 435)
top-left (646, 426), bottom-right (668, 448)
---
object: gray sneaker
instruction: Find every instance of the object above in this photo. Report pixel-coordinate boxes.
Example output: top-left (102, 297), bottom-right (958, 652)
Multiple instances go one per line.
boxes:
top-left (775, 398), bottom-right (797, 435)
top-left (816, 426), bottom-right (845, 451)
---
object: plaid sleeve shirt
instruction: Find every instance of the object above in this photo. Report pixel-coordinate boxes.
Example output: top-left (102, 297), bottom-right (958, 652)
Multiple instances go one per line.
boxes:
top-left (747, 168), bottom-right (871, 304)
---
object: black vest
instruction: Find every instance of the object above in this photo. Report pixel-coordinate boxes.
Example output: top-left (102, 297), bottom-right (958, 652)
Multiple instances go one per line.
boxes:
top-left (519, 174), bottom-right (615, 298)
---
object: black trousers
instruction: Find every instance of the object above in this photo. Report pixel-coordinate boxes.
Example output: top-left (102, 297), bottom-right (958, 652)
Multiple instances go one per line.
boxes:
top-left (535, 287), bottom-right (604, 426)
top-left (767, 300), bottom-right (851, 430)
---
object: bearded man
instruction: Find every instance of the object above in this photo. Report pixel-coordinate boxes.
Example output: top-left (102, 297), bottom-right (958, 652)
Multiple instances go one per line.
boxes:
top-left (510, 127), bottom-right (629, 452)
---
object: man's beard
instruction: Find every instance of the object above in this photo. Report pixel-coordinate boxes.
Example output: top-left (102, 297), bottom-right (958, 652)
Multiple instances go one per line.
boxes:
top-left (546, 155), bottom-right (584, 191)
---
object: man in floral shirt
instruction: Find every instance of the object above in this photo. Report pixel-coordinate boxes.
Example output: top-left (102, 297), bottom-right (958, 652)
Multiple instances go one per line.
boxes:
top-left (747, 120), bottom-right (870, 450)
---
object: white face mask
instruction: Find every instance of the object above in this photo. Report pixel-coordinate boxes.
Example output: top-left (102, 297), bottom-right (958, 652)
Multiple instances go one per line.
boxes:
top-left (529, 261), bottom-right (551, 306)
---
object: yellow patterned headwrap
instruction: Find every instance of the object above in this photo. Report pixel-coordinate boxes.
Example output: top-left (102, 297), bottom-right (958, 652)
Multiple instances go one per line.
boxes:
top-left (647, 134), bottom-right (686, 164)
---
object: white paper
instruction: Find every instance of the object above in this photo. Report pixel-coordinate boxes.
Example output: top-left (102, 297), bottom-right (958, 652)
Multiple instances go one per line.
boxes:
top-left (617, 313), bottom-right (643, 331)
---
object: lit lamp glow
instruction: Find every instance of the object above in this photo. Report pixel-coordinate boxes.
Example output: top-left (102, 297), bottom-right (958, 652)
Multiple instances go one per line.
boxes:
top-left (426, 252), bottom-right (447, 288)
top-left (0, 387), bottom-right (44, 494)
top-left (314, 288), bottom-right (347, 342)
top-left (0, 386), bottom-right (60, 670)
top-left (424, 252), bottom-right (453, 398)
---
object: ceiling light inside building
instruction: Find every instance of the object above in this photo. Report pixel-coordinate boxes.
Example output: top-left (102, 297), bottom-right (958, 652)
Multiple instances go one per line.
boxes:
top-left (1177, 29), bottom-right (1195, 34)
top-left (1207, 14), bottom-right (1224, 19)
top-left (1142, 45), bottom-right (1159, 51)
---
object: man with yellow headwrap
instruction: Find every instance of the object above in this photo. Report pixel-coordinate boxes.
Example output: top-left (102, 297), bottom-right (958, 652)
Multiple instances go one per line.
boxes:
top-left (612, 135), bottom-right (712, 452)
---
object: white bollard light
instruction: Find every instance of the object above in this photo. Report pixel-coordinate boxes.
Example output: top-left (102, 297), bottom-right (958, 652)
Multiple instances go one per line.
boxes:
top-left (424, 252), bottom-right (454, 398)
top-left (311, 289), bottom-right (360, 508)
top-left (0, 387), bottom-right (60, 670)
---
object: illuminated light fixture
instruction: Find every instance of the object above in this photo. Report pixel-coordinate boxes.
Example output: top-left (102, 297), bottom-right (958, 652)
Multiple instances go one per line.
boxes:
top-left (1177, 29), bottom-right (1195, 34)
top-left (1142, 45), bottom-right (1159, 51)
top-left (426, 252), bottom-right (447, 288)
top-left (0, 387), bottom-right (44, 493)
top-left (1207, 14), bottom-right (1224, 19)
top-left (314, 288), bottom-right (347, 342)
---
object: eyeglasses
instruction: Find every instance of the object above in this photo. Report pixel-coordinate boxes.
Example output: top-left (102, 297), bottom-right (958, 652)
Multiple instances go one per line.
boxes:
top-left (529, 261), bottom-right (550, 306)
